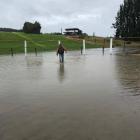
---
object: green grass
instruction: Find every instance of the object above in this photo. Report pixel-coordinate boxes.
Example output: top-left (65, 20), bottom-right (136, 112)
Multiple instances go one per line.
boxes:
top-left (0, 32), bottom-right (101, 54)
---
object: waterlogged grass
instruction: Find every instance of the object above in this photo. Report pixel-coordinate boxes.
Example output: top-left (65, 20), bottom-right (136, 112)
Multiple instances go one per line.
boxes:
top-left (0, 32), bottom-right (100, 54)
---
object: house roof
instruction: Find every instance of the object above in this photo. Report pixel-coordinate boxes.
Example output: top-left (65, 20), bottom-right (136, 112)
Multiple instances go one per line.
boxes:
top-left (65, 28), bottom-right (81, 31)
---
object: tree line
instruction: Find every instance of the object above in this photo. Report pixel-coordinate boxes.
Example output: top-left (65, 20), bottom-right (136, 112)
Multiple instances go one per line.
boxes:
top-left (0, 21), bottom-right (41, 34)
top-left (113, 0), bottom-right (140, 38)
top-left (23, 21), bottom-right (41, 34)
top-left (0, 28), bottom-right (22, 32)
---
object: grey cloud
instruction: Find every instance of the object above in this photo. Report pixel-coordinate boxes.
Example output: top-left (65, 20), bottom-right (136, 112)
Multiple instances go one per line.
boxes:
top-left (0, 0), bottom-right (123, 36)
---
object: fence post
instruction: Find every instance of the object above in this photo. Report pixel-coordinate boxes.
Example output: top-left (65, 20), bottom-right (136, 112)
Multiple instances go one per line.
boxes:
top-left (95, 38), bottom-right (96, 44)
top-left (83, 39), bottom-right (86, 55)
top-left (110, 37), bottom-right (113, 55)
top-left (35, 48), bottom-right (37, 56)
top-left (123, 41), bottom-right (126, 52)
top-left (102, 39), bottom-right (105, 55)
top-left (11, 48), bottom-right (13, 56)
top-left (24, 40), bottom-right (27, 56)
top-left (58, 40), bottom-right (61, 45)
top-left (81, 46), bottom-right (83, 55)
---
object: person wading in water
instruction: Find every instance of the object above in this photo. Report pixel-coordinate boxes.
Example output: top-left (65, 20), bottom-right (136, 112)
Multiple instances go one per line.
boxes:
top-left (56, 43), bottom-right (67, 63)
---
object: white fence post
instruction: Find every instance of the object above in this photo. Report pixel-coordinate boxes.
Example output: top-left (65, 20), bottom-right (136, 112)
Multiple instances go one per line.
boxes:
top-left (83, 39), bottom-right (86, 55)
top-left (58, 40), bottom-right (61, 45)
top-left (24, 40), bottom-right (27, 56)
top-left (110, 37), bottom-right (113, 55)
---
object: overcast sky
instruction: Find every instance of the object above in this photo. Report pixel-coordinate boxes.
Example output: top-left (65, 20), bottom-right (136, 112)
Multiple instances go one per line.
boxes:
top-left (0, 0), bottom-right (123, 36)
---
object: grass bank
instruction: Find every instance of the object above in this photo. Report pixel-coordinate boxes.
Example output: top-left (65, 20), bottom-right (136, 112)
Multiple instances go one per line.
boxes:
top-left (0, 32), bottom-right (101, 55)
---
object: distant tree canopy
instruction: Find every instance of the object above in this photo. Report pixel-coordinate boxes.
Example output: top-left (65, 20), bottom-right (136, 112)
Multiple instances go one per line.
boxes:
top-left (113, 0), bottom-right (140, 38)
top-left (23, 21), bottom-right (41, 34)
top-left (0, 28), bottom-right (22, 32)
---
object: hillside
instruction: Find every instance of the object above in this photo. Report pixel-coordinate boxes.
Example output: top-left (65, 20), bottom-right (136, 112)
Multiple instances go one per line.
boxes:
top-left (0, 32), bottom-right (101, 54)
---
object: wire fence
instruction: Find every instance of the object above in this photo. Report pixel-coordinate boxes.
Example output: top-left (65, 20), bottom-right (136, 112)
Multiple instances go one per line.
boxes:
top-left (0, 40), bottom-right (57, 55)
top-left (0, 37), bottom-right (140, 56)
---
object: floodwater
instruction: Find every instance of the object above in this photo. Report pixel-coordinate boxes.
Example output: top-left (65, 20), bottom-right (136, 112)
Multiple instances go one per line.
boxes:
top-left (0, 48), bottom-right (140, 140)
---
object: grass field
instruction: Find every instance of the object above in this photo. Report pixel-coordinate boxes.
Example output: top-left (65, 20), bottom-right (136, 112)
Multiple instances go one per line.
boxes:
top-left (0, 32), bottom-right (128, 55)
top-left (0, 32), bottom-right (102, 55)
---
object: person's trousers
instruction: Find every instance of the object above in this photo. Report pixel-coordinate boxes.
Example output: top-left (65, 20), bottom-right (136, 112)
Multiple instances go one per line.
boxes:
top-left (59, 53), bottom-right (64, 63)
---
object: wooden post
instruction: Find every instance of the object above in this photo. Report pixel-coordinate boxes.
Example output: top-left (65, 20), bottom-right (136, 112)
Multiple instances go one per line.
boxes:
top-left (81, 46), bottom-right (83, 55)
top-left (123, 41), bottom-right (126, 52)
top-left (103, 39), bottom-right (106, 49)
top-left (95, 38), bottom-right (96, 44)
top-left (35, 48), bottom-right (37, 56)
top-left (102, 39), bottom-right (105, 55)
top-left (11, 48), bottom-right (13, 56)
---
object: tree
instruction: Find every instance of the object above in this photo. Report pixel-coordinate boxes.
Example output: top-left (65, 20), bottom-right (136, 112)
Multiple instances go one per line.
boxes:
top-left (33, 21), bottom-right (41, 34)
top-left (23, 21), bottom-right (41, 34)
top-left (113, 0), bottom-right (140, 38)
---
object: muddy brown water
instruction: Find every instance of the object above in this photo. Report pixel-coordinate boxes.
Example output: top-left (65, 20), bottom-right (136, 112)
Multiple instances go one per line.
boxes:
top-left (0, 48), bottom-right (140, 140)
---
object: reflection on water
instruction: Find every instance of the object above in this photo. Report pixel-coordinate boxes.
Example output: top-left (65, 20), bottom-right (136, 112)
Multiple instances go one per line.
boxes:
top-left (25, 57), bottom-right (44, 80)
top-left (115, 55), bottom-right (140, 96)
top-left (0, 50), bottom-right (140, 140)
top-left (25, 57), bottom-right (43, 67)
top-left (57, 63), bottom-right (65, 83)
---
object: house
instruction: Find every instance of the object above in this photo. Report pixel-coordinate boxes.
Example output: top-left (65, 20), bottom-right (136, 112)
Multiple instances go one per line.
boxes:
top-left (64, 28), bottom-right (83, 36)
